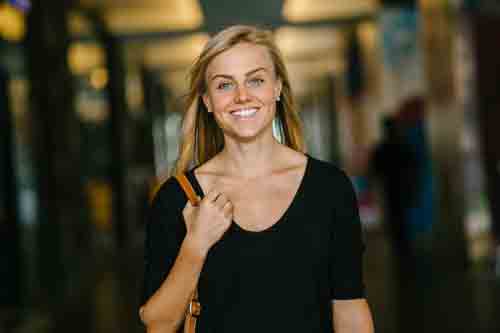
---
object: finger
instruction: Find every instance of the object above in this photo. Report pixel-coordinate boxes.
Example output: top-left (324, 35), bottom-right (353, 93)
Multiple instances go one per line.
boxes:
top-left (205, 187), bottom-right (221, 203)
top-left (214, 193), bottom-right (229, 209)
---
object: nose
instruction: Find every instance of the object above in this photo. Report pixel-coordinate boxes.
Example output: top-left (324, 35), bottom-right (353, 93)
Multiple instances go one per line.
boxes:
top-left (235, 85), bottom-right (250, 103)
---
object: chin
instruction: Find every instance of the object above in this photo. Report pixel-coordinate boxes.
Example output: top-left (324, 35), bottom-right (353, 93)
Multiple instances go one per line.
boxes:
top-left (226, 126), bottom-right (274, 143)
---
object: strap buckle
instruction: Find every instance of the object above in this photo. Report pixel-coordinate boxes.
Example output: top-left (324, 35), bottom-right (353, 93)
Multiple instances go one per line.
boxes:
top-left (188, 300), bottom-right (201, 317)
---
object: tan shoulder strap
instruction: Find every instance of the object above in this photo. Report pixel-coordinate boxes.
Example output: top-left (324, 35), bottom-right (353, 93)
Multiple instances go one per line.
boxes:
top-left (175, 173), bottom-right (201, 333)
top-left (175, 173), bottom-right (200, 206)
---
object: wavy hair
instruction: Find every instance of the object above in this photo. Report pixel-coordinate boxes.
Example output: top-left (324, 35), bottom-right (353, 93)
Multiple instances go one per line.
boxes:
top-left (172, 25), bottom-right (305, 176)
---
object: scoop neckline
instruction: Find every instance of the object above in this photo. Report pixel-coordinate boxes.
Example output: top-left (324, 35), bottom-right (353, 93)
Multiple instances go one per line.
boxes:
top-left (188, 154), bottom-right (311, 234)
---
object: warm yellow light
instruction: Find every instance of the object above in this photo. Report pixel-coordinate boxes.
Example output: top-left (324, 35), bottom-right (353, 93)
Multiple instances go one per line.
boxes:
top-left (68, 43), bottom-right (106, 75)
top-left (105, 0), bottom-right (204, 34)
top-left (275, 26), bottom-right (343, 60)
top-left (144, 33), bottom-right (210, 68)
top-left (86, 180), bottom-right (112, 230)
top-left (283, 0), bottom-right (379, 23)
top-left (274, 27), bottom-right (346, 96)
top-left (143, 32), bottom-right (210, 97)
top-left (90, 68), bottom-right (109, 90)
top-left (0, 4), bottom-right (26, 42)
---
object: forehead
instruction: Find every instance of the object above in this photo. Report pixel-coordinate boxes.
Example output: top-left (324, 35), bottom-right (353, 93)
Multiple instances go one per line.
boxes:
top-left (206, 42), bottom-right (275, 79)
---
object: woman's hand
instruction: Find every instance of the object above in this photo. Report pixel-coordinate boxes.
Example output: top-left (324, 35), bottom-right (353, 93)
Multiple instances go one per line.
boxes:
top-left (182, 188), bottom-right (233, 257)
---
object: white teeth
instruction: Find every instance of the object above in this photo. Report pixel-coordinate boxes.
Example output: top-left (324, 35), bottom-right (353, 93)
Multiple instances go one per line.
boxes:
top-left (232, 108), bottom-right (257, 118)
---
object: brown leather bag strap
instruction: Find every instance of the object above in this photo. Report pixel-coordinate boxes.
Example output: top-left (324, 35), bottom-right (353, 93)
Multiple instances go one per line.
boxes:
top-left (174, 173), bottom-right (201, 333)
top-left (175, 173), bottom-right (200, 206)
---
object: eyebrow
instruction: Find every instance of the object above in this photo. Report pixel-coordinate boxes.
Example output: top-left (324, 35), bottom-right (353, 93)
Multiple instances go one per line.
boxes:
top-left (209, 67), bottom-right (268, 82)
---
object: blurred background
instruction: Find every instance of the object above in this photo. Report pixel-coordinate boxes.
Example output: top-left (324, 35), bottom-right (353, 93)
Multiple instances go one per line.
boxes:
top-left (1, 0), bottom-right (499, 332)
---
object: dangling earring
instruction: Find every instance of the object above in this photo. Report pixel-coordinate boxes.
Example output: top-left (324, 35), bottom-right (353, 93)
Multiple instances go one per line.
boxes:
top-left (276, 95), bottom-right (281, 102)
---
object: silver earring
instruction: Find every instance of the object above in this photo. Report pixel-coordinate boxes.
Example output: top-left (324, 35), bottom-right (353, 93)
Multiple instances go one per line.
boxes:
top-left (276, 95), bottom-right (281, 102)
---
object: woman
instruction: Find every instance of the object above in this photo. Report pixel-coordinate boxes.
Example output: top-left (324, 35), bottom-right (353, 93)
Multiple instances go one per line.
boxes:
top-left (140, 25), bottom-right (374, 333)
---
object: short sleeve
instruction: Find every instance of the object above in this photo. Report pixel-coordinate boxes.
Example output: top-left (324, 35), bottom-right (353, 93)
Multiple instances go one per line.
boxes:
top-left (330, 170), bottom-right (366, 300)
top-left (142, 177), bottom-right (186, 305)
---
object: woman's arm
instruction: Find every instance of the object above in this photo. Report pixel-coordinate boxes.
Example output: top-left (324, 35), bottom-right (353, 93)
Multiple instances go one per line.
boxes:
top-left (140, 186), bottom-right (233, 332)
top-left (332, 299), bottom-right (374, 333)
top-left (140, 235), bottom-right (206, 332)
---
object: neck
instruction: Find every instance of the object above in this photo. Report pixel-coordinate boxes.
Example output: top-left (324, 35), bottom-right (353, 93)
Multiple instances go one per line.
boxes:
top-left (218, 135), bottom-right (282, 179)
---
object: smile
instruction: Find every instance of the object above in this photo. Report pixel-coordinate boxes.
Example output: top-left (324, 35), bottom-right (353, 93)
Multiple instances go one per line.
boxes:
top-left (230, 108), bottom-right (258, 119)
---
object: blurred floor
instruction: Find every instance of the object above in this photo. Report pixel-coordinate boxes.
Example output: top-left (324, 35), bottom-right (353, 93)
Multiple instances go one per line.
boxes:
top-left (7, 228), bottom-right (500, 333)
top-left (364, 229), bottom-right (500, 333)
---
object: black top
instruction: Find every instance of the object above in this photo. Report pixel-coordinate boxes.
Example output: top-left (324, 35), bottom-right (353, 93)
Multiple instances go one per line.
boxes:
top-left (143, 156), bottom-right (366, 333)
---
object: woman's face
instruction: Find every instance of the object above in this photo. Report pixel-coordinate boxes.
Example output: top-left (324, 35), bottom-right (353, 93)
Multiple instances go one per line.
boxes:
top-left (202, 42), bottom-right (282, 142)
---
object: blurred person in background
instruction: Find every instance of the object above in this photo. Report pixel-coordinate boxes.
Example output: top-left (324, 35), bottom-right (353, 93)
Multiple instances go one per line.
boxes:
top-left (371, 113), bottom-right (420, 268)
top-left (140, 25), bottom-right (373, 333)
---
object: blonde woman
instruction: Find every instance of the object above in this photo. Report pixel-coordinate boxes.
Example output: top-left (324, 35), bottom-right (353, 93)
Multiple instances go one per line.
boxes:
top-left (140, 25), bottom-right (374, 333)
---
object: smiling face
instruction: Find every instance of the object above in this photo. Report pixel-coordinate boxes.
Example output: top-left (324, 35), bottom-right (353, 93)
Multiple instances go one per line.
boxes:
top-left (202, 42), bottom-right (282, 143)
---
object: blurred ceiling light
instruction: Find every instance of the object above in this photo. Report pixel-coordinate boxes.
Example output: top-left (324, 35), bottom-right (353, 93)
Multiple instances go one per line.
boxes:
top-left (283, 0), bottom-right (378, 23)
top-left (274, 27), bottom-right (345, 96)
top-left (90, 67), bottom-right (109, 90)
top-left (68, 43), bottom-right (106, 75)
top-left (104, 0), bottom-right (204, 34)
top-left (0, 3), bottom-right (26, 42)
top-left (144, 33), bottom-right (210, 68)
top-left (275, 26), bottom-right (343, 60)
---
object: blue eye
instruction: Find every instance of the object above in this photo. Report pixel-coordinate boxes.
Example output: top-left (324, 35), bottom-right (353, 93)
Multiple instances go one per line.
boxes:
top-left (217, 82), bottom-right (234, 90)
top-left (248, 78), bottom-right (264, 87)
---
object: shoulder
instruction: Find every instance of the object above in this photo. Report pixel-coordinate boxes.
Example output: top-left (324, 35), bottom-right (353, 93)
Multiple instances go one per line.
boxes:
top-left (145, 177), bottom-right (188, 248)
top-left (308, 158), bottom-right (362, 225)
top-left (307, 156), bottom-right (353, 190)
top-left (150, 176), bottom-right (186, 210)
top-left (306, 157), bottom-right (359, 211)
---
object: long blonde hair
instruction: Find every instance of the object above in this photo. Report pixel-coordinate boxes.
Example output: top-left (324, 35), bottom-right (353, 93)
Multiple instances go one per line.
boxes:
top-left (173, 25), bottom-right (305, 176)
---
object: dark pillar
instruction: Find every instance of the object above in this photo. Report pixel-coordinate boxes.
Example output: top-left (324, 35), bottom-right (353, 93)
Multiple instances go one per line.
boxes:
top-left (25, 0), bottom-right (88, 305)
top-left (141, 67), bottom-right (166, 160)
top-left (472, 11), bottom-right (500, 246)
top-left (86, 11), bottom-right (128, 248)
top-left (107, 38), bottom-right (128, 248)
top-left (0, 64), bottom-right (22, 320)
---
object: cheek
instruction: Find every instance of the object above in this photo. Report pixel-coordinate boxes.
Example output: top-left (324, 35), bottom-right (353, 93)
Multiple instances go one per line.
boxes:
top-left (260, 92), bottom-right (278, 110)
top-left (266, 93), bottom-right (277, 105)
top-left (208, 92), bottom-right (233, 112)
top-left (257, 87), bottom-right (278, 104)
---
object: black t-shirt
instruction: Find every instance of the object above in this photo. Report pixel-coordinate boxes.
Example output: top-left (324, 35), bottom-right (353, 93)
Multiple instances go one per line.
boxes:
top-left (143, 156), bottom-right (366, 332)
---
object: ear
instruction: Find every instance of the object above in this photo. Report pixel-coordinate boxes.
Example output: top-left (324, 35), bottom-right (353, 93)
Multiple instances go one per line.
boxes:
top-left (202, 93), bottom-right (212, 113)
